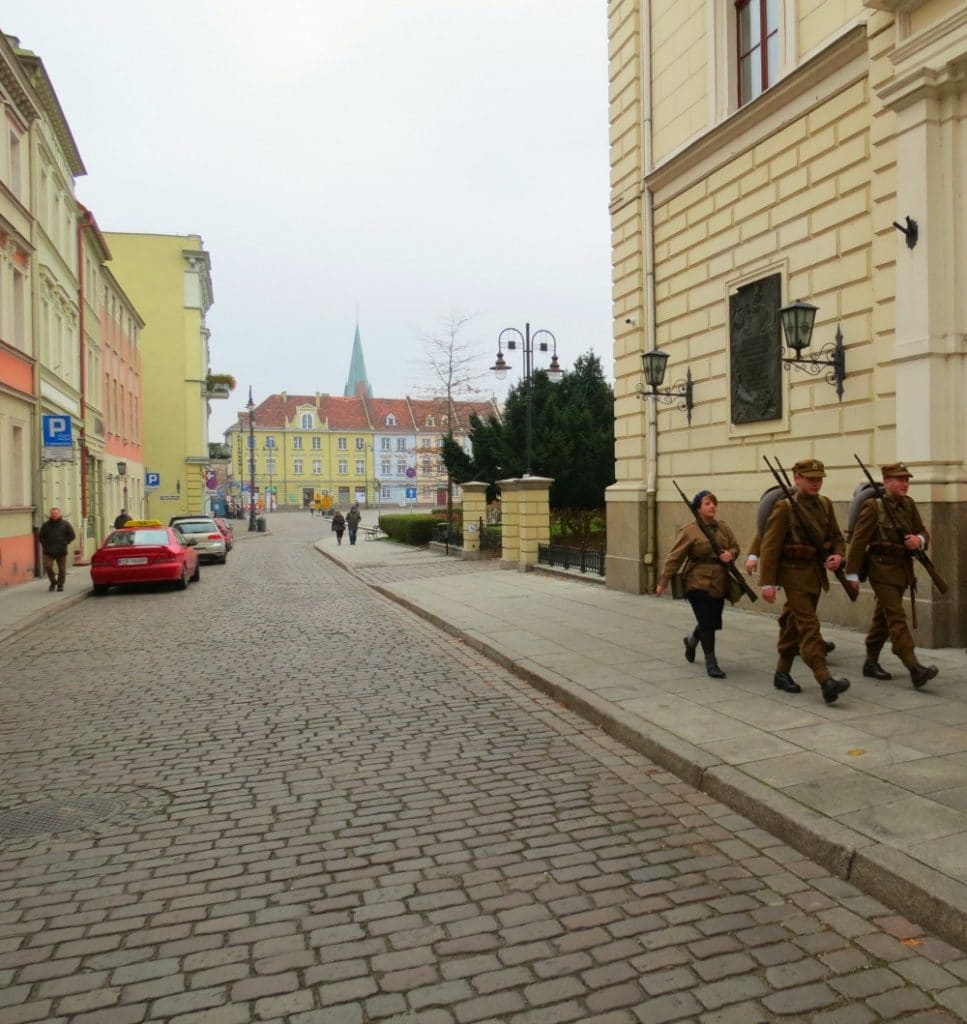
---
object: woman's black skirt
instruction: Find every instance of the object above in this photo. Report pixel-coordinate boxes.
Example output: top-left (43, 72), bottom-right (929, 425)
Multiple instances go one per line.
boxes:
top-left (686, 589), bottom-right (725, 632)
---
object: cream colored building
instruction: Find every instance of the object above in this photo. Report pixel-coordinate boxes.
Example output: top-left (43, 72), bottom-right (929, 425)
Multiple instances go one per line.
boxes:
top-left (606, 1), bottom-right (966, 646)
top-left (103, 233), bottom-right (220, 520)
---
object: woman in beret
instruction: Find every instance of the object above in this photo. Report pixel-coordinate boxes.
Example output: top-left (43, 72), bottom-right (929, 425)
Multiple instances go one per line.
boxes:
top-left (656, 490), bottom-right (740, 679)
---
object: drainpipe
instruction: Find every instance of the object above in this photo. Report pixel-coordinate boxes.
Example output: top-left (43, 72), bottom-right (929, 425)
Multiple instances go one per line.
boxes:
top-left (75, 207), bottom-right (92, 562)
top-left (642, 0), bottom-right (660, 592)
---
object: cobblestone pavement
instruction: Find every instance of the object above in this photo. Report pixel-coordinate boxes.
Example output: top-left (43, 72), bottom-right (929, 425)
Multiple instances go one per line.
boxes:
top-left (1, 515), bottom-right (966, 1024)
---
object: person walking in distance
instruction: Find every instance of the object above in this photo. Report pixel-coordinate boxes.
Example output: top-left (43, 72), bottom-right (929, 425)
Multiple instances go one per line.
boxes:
top-left (845, 462), bottom-right (938, 688)
top-left (346, 503), bottom-right (361, 546)
top-left (759, 459), bottom-right (851, 704)
top-left (113, 509), bottom-right (132, 530)
top-left (656, 490), bottom-right (740, 680)
top-left (331, 509), bottom-right (346, 546)
top-left (38, 507), bottom-right (76, 592)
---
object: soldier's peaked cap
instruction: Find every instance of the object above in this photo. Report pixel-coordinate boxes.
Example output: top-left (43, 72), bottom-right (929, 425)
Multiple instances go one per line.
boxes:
top-left (881, 461), bottom-right (913, 478)
top-left (792, 459), bottom-right (825, 479)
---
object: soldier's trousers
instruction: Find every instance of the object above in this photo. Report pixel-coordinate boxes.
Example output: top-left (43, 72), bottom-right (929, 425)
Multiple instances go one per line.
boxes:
top-left (866, 580), bottom-right (916, 667)
top-left (776, 588), bottom-right (831, 684)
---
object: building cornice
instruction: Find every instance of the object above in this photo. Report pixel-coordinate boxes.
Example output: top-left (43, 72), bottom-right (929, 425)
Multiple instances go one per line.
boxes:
top-left (643, 24), bottom-right (868, 207)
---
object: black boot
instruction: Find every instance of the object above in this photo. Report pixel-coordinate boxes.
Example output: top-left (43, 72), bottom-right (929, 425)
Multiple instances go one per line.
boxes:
top-left (862, 659), bottom-right (892, 680)
top-left (683, 629), bottom-right (699, 664)
top-left (821, 678), bottom-right (851, 704)
top-left (700, 631), bottom-right (726, 678)
top-left (909, 663), bottom-right (938, 689)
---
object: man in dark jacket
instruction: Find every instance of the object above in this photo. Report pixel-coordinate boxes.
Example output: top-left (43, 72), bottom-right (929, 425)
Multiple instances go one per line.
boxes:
top-left (38, 507), bottom-right (76, 592)
top-left (113, 509), bottom-right (132, 529)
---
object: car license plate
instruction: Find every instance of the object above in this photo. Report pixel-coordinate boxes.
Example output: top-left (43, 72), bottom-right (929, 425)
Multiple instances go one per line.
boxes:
top-left (117, 557), bottom-right (148, 565)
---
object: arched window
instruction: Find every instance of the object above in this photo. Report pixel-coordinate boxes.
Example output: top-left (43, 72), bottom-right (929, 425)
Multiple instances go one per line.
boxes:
top-left (300, 413), bottom-right (313, 429)
top-left (386, 414), bottom-right (396, 426)
top-left (426, 415), bottom-right (434, 427)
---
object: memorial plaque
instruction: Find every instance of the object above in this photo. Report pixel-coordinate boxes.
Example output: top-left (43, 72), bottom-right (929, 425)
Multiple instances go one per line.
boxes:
top-left (729, 274), bottom-right (782, 423)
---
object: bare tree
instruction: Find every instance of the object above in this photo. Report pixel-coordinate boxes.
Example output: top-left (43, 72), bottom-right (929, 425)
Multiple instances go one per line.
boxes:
top-left (414, 313), bottom-right (490, 548)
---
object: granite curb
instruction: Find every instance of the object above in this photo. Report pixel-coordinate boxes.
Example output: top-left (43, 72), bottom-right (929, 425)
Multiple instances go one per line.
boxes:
top-left (324, 548), bottom-right (967, 954)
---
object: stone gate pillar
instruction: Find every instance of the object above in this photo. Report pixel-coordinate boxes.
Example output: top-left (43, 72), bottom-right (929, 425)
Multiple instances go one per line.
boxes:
top-left (497, 478), bottom-right (520, 569)
top-left (460, 481), bottom-right (489, 560)
top-left (516, 476), bottom-right (552, 571)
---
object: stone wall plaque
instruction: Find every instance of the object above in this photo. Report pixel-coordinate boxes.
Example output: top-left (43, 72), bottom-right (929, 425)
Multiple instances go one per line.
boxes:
top-left (729, 274), bottom-right (782, 423)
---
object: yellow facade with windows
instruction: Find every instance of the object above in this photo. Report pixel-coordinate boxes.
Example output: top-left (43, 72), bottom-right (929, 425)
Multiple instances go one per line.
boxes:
top-left (607, 0), bottom-right (967, 645)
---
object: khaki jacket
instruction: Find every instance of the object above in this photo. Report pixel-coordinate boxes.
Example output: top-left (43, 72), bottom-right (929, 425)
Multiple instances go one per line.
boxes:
top-left (759, 494), bottom-right (844, 595)
top-left (845, 495), bottom-right (927, 588)
top-left (659, 519), bottom-right (740, 600)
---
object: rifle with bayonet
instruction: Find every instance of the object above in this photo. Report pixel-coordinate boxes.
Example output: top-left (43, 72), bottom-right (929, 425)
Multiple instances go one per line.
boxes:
top-left (853, 454), bottom-right (948, 595)
top-left (763, 456), bottom-right (858, 602)
top-left (672, 480), bottom-right (757, 603)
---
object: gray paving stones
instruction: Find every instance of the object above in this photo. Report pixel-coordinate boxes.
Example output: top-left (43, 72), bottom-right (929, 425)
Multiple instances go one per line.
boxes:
top-left (1, 516), bottom-right (966, 1022)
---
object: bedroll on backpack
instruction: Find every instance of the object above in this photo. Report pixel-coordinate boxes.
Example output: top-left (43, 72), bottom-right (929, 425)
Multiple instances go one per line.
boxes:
top-left (846, 481), bottom-right (881, 537)
top-left (756, 485), bottom-right (787, 538)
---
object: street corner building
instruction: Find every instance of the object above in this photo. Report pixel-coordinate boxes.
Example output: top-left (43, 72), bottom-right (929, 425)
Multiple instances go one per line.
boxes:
top-left (604, 0), bottom-right (967, 647)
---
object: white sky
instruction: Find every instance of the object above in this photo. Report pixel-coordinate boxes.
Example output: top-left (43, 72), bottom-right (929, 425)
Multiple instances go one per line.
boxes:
top-left (1, 1), bottom-right (613, 441)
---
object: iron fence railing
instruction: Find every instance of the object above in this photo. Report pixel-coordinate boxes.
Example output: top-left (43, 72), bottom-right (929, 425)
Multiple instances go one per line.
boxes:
top-left (538, 543), bottom-right (605, 577)
top-left (432, 522), bottom-right (463, 548)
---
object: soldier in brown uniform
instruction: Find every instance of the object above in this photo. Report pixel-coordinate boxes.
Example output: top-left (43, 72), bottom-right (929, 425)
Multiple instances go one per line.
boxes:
top-left (845, 462), bottom-right (938, 688)
top-left (656, 491), bottom-right (740, 679)
top-left (759, 459), bottom-right (851, 704)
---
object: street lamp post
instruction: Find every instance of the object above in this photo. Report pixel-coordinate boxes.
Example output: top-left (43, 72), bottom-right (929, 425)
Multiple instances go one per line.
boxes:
top-left (247, 387), bottom-right (257, 532)
top-left (490, 322), bottom-right (562, 477)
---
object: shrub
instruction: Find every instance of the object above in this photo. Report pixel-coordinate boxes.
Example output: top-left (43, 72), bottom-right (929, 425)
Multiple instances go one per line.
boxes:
top-left (378, 514), bottom-right (437, 546)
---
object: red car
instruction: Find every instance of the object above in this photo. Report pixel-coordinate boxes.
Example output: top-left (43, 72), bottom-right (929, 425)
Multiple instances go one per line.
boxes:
top-left (90, 520), bottom-right (200, 595)
top-left (213, 516), bottom-right (234, 551)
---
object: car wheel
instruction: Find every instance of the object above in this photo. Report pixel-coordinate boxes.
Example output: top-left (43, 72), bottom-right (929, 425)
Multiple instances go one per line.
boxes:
top-left (92, 583), bottom-right (109, 596)
top-left (175, 566), bottom-right (189, 590)
top-left (218, 554), bottom-right (228, 564)
top-left (190, 562), bottom-right (201, 582)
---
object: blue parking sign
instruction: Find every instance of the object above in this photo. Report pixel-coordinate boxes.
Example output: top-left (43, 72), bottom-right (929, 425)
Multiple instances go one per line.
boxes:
top-left (145, 472), bottom-right (160, 488)
top-left (42, 415), bottom-right (72, 447)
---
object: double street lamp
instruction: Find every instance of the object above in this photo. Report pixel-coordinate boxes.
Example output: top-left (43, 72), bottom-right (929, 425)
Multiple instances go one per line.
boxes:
top-left (246, 387), bottom-right (257, 532)
top-left (491, 323), bottom-right (562, 477)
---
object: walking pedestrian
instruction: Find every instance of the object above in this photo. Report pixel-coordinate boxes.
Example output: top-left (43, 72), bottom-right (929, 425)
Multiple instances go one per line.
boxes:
top-left (656, 490), bottom-right (739, 679)
top-left (331, 509), bottom-right (346, 545)
top-left (37, 507), bottom-right (76, 592)
top-left (845, 461), bottom-right (938, 688)
top-left (759, 459), bottom-right (850, 704)
top-left (113, 509), bottom-right (132, 530)
top-left (346, 503), bottom-right (361, 546)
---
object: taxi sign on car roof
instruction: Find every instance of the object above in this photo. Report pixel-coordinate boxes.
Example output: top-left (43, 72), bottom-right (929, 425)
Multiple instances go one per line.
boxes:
top-left (123, 519), bottom-right (164, 528)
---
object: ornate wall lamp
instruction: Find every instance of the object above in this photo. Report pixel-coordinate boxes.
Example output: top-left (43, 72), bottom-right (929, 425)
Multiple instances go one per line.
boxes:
top-left (635, 350), bottom-right (694, 423)
top-left (778, 300), bottom-right (846, 401)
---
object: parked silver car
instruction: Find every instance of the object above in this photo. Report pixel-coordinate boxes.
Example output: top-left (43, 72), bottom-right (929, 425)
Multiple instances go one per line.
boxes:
top-left (167, 516), bottom-right (227, 564)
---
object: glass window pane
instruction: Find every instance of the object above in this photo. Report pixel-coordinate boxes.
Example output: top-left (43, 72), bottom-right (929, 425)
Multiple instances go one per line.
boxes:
top-left (766, 0), bottom-right (779, 34)
top-left (767, 33), bottom-right (778, 87)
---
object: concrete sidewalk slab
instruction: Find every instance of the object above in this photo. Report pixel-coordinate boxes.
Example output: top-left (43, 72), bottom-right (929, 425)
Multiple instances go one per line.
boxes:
top-left (315, 531), bottom-right (967, 951)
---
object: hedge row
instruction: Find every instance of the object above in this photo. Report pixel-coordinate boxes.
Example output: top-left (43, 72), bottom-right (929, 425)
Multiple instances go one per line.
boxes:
top-left (378, 514), bottom-right (437, 545)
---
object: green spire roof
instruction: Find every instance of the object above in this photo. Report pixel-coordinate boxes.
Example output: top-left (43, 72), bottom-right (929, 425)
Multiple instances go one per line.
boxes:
top-left (343, 321), bottom-right (372, 398)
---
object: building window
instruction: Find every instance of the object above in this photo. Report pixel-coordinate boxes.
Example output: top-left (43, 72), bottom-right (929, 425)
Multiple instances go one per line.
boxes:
top-left (265, 435), bottom-right (276, 449)
top-left (421, 438), bottom-right (430, 449)
top-left (426, 415), bottom-right (434, 427)
top-left (737, 0), bottom-right (778, 107)
top-left (338, 459), bottom-right (347, 474)
top-left (386, 414), bottom-right (396, 426)
top-left (397, 459), bottom-right (407, 475)
top-left (381, 459), bottom-right (391, 475)
top-left (396, 438), bottom-right (406, 452)
top-left (381, 437), bottom-right (391, 451)
top-left (422, 458), bottom-right (431, 474)
top-left (355, 459), bottom-right (365, 474)
top-left (312, 436), bottom-right (321, 449)
top-left (355, 437), bottom-right (364, 451)
top-left (312, 459), bottom-right (322, 474)
top-left (247, 434), bottom-right (255, 449)
top-left (301, 413), bottom-right (313, 429)
top-left (294, 459), bottom-right (304, 474)
top-left (293, 436), bottom-right (303, 449)
top-left (266, 457), bottom-right (277, 475)
top-left (337, 437), bottom-right (347, 450)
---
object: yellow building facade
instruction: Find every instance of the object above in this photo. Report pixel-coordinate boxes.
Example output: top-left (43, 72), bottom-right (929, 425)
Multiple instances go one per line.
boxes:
top-left (607, 1), bottom-right (966, 645)
top-left (102, 233), bottom-right (221, 521)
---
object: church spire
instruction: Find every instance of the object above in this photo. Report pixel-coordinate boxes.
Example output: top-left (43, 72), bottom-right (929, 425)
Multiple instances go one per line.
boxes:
top-left (343, 316), bottom-right (372, 398)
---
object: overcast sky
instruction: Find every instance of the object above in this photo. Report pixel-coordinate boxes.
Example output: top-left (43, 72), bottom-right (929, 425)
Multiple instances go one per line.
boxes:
top-left (2, 1), bottom-right (613, 441)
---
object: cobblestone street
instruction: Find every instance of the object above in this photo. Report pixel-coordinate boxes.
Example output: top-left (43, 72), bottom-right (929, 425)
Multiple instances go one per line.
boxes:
top-left (1, 515), bottom-right (966, 1023)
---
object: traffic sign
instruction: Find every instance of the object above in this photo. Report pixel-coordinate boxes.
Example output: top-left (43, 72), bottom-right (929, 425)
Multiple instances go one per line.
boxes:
top-left (42, 415), bottom-right (72, 446)
top-left (145, 472), bottom-right (160, 489)
top-left (405, 486), bottom-right (417, 500)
